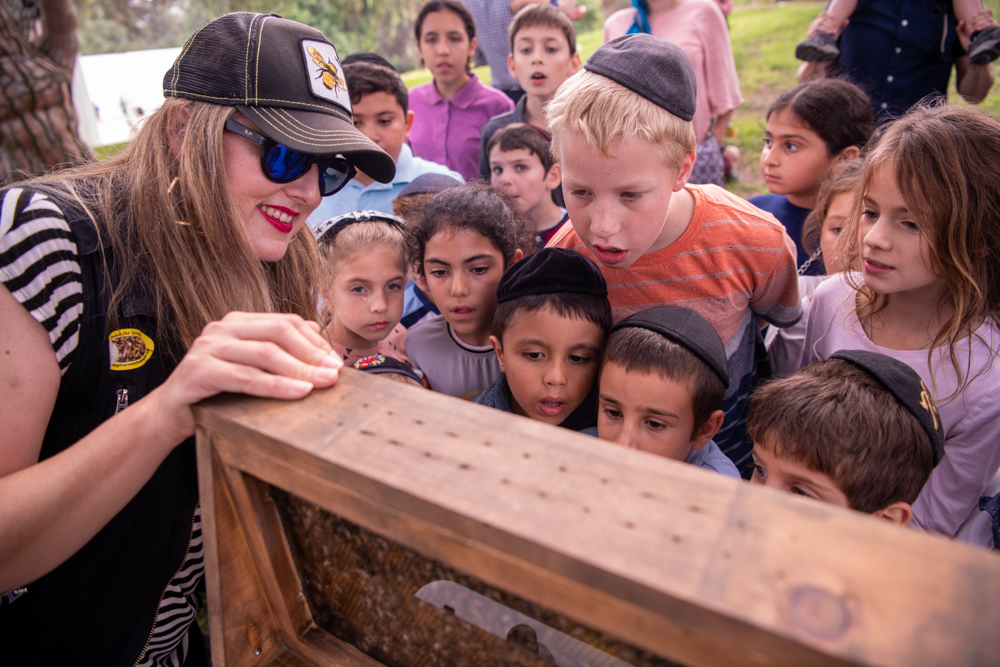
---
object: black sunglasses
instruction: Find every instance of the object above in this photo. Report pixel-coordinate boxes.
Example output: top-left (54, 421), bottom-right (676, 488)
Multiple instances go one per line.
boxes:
top-left (225, 119), bottom-right (356, 197)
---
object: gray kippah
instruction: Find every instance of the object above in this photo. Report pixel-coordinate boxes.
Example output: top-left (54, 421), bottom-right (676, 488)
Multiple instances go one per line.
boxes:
top-left (583, 33), bottom-right (697, 122)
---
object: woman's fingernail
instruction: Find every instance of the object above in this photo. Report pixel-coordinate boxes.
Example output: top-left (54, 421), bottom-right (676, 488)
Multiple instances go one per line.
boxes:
top-left (290, 380), bottom-right (314, 393)
top-left (315, 367), bottom-right (339, 382)
top-left (320, 353), bottom-right (343, 368)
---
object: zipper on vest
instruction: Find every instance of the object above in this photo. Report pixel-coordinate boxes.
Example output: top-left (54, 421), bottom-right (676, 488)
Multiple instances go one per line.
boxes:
top-left (114, 387), bottom-right (129, 415)
top-left (133, 504), bottom-right (199, 667)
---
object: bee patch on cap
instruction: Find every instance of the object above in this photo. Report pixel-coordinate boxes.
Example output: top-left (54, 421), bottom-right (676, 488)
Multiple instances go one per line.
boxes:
top-left (302, 40), bottom-right (351, 113)
top-left (109, 329), bottom-right (155, 371)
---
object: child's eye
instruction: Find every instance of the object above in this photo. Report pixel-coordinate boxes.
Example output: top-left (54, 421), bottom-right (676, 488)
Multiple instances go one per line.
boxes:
top-left (519, 46), bottom-right (531, 55)
top-left (546, 46), bottom-right (559, 53)
top-left (378, 118), bottom-right (393, 127)
top-left (762, 137), bottom-right (773, 148)
top-left (601, 407), bottom-right (622, 420)
top-left (351, 286), bottom-right (366, 295)
top-left (791, 486), bottom-right (818, 500)
top-left (902, 220), bottom-right (920, 232)
top-left (491, 166), bottom-right (503, 176)
top-left (568, 354), bottom-right (591, 364)
top-left (621, 192), bottom-right (643, 201)
top-left (644, 419), bottom-right (666, 431)
top-left (470, 266), bottom-right (490, 276)
top-left (831, 226), bottom-right (843, 235)
top-left (752, 464), bottom-right (766, 479)
top-left (515, 164), bottom-right (528, 172)
top-left (569, 189), bottom-right (590, 198)
top-left (387, 282), bottom-right (403, 292)
top-left (428, 269), bottom-right (448, 278)
top-left (523, 351), bottom-right (543, 360)
top-left (861, 208), bottom-right (878, 221)
top-left (785, 142), bottom-right (799, 152)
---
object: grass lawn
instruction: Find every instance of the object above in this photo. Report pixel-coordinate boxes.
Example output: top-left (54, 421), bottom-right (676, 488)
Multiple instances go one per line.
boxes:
top-left (401, 0), bottom-right (1000, 198)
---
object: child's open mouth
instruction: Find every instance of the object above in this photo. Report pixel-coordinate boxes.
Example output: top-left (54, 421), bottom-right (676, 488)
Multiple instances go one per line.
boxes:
top-left (538, 398), bottom-right (565, 416)
top-left (592, 245), bottom-right (628, 265)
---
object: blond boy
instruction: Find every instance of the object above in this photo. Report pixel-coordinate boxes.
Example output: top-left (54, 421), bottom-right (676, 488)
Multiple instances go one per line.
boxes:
top-left (547, 35), bottom-right (801, 474)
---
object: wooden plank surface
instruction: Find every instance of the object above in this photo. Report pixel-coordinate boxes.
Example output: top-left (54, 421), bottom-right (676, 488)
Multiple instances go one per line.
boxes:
top-left (194, 369), bottom-right (1000, 667)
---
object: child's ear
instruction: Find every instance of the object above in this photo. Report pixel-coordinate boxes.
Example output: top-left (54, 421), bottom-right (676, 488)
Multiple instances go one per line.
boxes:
top-left (544, 162), bottom-right (562, 191)
top-left (569, 51), bottom-right (581, 73)
top-left (489, 335), bottom-right (506, 370)
top-left (836, 145), bottom-right (861, 162)
top-left (690, 409), bottom-right (724, 451)
top-left (873, 501), bottom-right (913, 526)
top-left (404, 110), bottom-right (415, 141)
top-left (507, 248), bottom-right (524, 267)
top-left (507, 52), bottom-right (517, 79)
top-left (672, 151), bottom-right (696, 191)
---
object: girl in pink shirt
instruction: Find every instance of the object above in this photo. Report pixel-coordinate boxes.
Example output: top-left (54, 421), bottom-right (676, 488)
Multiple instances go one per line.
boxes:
top-left (408, 0), bottom-right (514, 182)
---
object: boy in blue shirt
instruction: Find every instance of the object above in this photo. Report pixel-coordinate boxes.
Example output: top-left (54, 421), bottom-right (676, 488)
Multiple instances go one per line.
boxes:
top-left (308, 60), bottom-right (462, 228)
top-left (593, 306), bottom-right (741, 479)
top-left (477, 248), bottom-right (611, 431)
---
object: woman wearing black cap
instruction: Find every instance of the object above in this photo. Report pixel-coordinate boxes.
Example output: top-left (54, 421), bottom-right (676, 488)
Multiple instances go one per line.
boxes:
top-left (0, 12), bottom-right (393, 666)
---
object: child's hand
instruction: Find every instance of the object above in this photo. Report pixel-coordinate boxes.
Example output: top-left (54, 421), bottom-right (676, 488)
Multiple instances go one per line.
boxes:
top-left (958, 10), bottom-right (998, 53)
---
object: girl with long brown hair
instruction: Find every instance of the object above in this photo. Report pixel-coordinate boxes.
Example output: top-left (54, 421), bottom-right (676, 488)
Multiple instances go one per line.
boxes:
top-left (0, 13), bottom-right (393, 665)
top-left (802, 104), bottom-right (1000, 548)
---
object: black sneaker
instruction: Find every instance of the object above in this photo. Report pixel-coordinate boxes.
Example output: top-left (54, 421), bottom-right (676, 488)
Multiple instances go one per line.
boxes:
top-left (795, 31), bottom-right (840, 62)
top-left (969, 26), bottom-right (1000, 65)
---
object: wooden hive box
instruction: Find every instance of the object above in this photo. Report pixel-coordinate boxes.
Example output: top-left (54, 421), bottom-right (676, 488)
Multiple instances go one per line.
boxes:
top-left (193, 369), bottom-right (1000, 667)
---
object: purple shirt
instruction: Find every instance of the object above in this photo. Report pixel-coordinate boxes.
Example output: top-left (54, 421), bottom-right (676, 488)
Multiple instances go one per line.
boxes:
top-left (408, 73), bottom-right (514, 183)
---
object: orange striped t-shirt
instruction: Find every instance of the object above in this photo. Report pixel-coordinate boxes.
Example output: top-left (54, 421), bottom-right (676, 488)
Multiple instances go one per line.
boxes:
top-left (548, 184), bottom-right (801, 349)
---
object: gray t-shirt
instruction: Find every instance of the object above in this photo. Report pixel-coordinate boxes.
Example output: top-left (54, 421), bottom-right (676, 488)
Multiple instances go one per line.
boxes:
top-left (406, 315), bottom-right (500, 401)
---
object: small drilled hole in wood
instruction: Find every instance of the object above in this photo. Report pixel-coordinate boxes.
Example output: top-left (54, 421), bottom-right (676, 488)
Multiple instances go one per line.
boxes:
top-left (483, 441), bottom-right (492, 447)
top-left (672, 535), bottom-right (682, 544)
top-left (722, 550), bottom-right (731, 559)
top-left (737, 519), bottom-right (748, 529)
top-left (389, 439), bottom-right (402, 446)
top-left (558, 465), bottom-right (567, 472)
top-left (689, 505), bottom-right (702, 513)
top-left (501, 478), bottom-right (510, 485)
top-left (538, 491), bottom-right (547, 499)
top-left (415, 419), bottom-right (425, 425)
top-left (625, 522), bottom-right (635, 530)
top-left (641, 491), bottom-right (654, 499)
top-left (360, 430), bottom-right (375, 436)
top-left (523, 453), bottom-right (531, 459)
top-left (600, 478), bottom-right (608, 485)
top-left (458, 463), bottom-right (471, 470)
top-left (582, 506), bottom-right (591, 513)
top-left (445, 431), bottom-right (460, 438)
top-left (423, 452), bottom-right (437, 459)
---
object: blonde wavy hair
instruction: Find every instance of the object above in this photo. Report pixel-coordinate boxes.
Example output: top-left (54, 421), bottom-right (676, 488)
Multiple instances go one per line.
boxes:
top-left (836, 105), bottom-right (1000, 396)
top-left (316, 220), bottom-right (408, 326)
top-left (26, 97), bottom-right (320, 354)
top-left (546, 70), bottom-right (696, 170)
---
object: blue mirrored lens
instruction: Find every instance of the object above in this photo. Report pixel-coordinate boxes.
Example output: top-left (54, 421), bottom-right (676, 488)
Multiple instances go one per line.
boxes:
top-left (263, 144), bottom-right (311, 182)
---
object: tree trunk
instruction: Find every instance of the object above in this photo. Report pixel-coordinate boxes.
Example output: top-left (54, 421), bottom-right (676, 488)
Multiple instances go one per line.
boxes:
top-left (0, 0), bottom-right (92, 186)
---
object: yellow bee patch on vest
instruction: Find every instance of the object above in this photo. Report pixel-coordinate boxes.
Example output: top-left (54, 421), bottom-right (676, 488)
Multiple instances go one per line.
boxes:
top-left (109, 329), bottom-right (154, 371)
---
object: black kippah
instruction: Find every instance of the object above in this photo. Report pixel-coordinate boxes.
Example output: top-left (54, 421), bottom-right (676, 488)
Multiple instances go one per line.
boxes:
top-left (613, 306), bottom-right (729, 388)
top-left (583, 33), bottom-right (697, 122)
top-left (830, 349), bottom-right (945, 466)
top-left (397, 173), bottom-right (461, 198)
top-left (496, 248), bottom-right (607, 304)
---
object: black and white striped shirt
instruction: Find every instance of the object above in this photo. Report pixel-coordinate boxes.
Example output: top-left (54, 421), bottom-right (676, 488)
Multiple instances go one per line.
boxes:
top-left (1, 187), bottom-right (205, 667)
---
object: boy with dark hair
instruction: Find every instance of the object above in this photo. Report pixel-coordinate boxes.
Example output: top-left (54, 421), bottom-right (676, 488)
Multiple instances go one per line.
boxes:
top-left (548, 35), bottom-right (801, 474)
top-left (594, 306), bottom-right (741, 478)
top-left (478, 248), bottom-right (612, 431)
top-left (748, 349), bottom-right (944, 524)
top-left (308, 60), bottom-right (462, 227)
top-left (478, 3), bottom-right (580, 180)
top-left (488, 123), bottom-right (567, 250)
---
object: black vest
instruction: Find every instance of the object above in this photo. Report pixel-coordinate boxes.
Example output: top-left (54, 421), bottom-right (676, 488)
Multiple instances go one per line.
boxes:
top-left (0, 192), bottom-right (199, 666)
